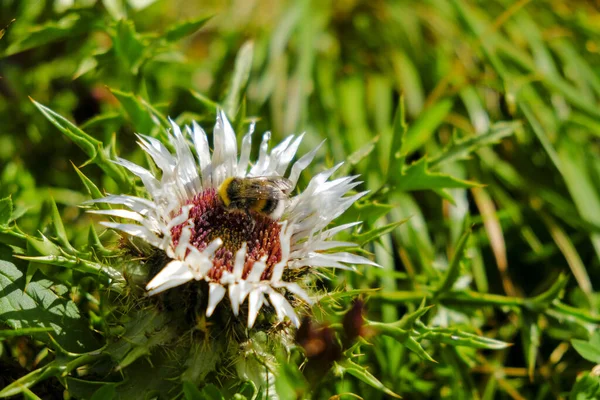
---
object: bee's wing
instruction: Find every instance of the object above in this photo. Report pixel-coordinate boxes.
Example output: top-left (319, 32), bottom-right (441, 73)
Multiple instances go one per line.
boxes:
top-left (261, 176), bottom-right (293, 192)
top-left (245, 176), bottom-right (293, 199)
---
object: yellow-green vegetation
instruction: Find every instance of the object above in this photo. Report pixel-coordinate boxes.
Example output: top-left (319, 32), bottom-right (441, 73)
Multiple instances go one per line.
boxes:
top-left (1, 0), bottom-right (600, 399)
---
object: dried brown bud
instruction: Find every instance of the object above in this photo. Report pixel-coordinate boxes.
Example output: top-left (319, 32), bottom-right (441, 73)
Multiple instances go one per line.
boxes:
top-left (296, 317), bottom-right (342, 383)
top-left (343, 299), bottom-right (366, 343)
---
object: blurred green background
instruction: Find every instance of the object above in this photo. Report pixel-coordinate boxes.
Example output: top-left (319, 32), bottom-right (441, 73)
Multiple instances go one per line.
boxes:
top-left (1, 0), bottom-right (600, 398)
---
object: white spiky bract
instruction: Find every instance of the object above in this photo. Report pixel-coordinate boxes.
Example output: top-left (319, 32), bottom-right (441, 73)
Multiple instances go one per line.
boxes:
top-left (89, 111), bottom-right (378, 328)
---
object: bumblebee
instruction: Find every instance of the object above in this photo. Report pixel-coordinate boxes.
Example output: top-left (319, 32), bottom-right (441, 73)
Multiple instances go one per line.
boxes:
top-left (218, 176), bottom-right (293, 220)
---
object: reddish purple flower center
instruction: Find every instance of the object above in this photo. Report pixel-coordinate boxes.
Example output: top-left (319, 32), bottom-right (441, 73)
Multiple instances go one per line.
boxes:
top-left (170, 189), bottom-right (282, 281)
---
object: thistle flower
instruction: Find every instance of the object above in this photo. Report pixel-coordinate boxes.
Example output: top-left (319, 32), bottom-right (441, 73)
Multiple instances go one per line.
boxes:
top-left (89, 111), bottom-right (377, 328)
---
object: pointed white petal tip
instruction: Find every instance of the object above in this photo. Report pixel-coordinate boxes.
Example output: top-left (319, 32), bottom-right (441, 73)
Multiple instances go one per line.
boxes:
top-left (206, 283), bottom-right (227, 317)
top-left (269, 291), bottom-right (300, 327)
top-left (145, 260), bottom-right (194, 296)
top-left (275, 282), bottom-right (313, 305)
top-left (246, 260), bottom-right (267, 282)
top-left (228, 284), bottom-right (242, 316)
top-left (247, 289), bottom-right (264, 328)
top-left (232, 243), bottom-right (247, 279)
top-left (87, 209), bottom-right (146, 223)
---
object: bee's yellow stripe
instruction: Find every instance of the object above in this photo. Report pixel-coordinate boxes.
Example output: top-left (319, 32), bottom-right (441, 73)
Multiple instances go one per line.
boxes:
top-left (218, 177), bottom-right (234, 206)
top-left (252, 198), bottom-right (267, 213)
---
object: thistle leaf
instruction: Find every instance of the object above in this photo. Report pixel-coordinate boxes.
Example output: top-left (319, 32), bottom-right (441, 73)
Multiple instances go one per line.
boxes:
top-left (0, 196), bottom-right (12, 227)
top-left (395, 158), bottom-right (481, 192)
top-left (338, 359), bottom-right (402, 398)
top-left (572, 331), bottom-right (600, 364)
top-left (164, 15), bottom-right (212, 42)
top-left (30, 99), bottom-right (133, 191)
top-left (0, 258), bottom-right (99, 353)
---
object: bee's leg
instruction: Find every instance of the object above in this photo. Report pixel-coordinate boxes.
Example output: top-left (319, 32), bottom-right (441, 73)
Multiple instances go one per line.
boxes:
top-left (245, 209), bottom-right (256, 231)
